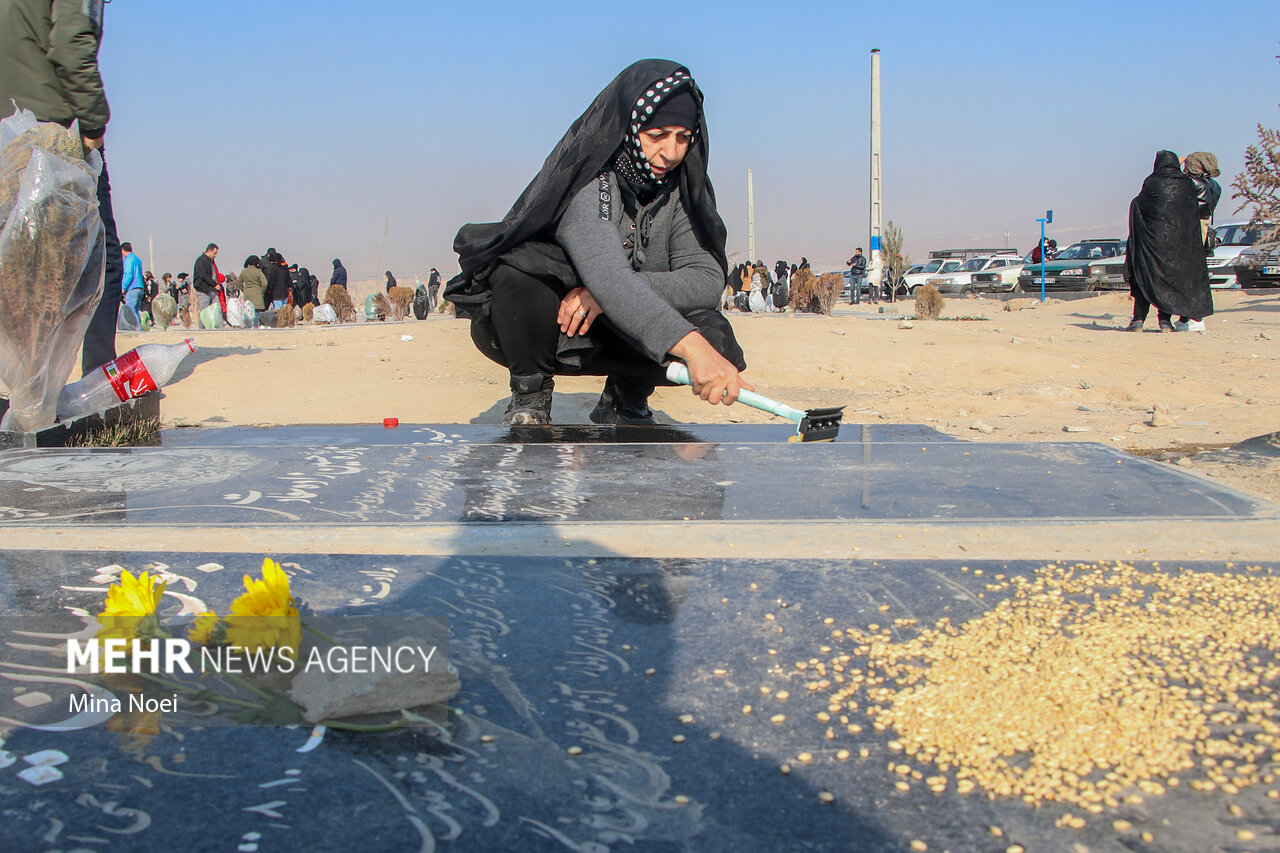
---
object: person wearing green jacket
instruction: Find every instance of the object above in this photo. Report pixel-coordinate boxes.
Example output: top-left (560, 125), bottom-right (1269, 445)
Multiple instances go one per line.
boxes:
top-left (0, 0), bottom-right (121, 373)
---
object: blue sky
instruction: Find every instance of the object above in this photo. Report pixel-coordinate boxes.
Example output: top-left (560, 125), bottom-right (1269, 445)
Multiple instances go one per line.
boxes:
top-left (97, 0), bottom-right (1280, 280)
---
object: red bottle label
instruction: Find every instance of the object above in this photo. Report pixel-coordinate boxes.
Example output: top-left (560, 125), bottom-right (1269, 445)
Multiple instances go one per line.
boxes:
top-left (101, 350), bottom-right (157, 402)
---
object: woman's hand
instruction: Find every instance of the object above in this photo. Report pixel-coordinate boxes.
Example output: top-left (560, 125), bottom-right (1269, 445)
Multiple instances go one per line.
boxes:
top-left (558, 286), bottom-right (603, 336)
top-left (669, 331), bottom-right (754, 405)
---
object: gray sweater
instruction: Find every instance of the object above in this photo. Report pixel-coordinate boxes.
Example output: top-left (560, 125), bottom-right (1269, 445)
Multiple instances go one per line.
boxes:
top-left (556, 172), bottom-right (724, 363)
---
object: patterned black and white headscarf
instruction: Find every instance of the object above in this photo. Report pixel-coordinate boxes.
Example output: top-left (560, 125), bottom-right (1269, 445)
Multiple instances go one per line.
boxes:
top-left (614, 70), bottom-right (699, 189)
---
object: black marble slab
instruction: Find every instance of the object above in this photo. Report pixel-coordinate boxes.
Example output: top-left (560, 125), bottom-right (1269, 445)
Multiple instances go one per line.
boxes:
top-left (159, 422), bottom-right (956, 448)
top-left (2, 550), bottom-right (1276, 852)
top-left (0, 439), bottom-right (1265, 527)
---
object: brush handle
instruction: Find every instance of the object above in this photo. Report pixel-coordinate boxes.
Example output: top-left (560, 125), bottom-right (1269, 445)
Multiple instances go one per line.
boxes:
top-left (664, 362), bottom-right (804, 424)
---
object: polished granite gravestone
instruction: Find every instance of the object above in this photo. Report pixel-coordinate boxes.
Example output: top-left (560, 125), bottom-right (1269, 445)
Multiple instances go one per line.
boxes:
top-left (4, 549), bottom-right (1279, 853)
top-left (1, 425), bottom-right (1279, 851)
top-left (0, 431), bottom-right (1266, 527)
top-left (161, 422), bottom-right (956, 448)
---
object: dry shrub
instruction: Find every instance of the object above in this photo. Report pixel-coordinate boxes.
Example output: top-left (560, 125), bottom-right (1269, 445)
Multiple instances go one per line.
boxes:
top-left (179, 303), bottom-right (193, 328)
top-left (814, 273), bottom-right (844, 315)
top-left (275, 304), bottom-right (298, 328)
top-left (387, 286), bottom-right (414, 320)
top-left (789, 268), bottom-right (843, 315)
top-left (324, 285), bottom-right (356, 323)
top-left (787, 268), bottom-right (818, 311)
top-left (302, 302), bottom-right (314, 322)
top-left (915, 284), bottom-right (944, 320)
top-left (150, 294), bottom-right (177, 330)
top-left (371, 292), bottom-right (392, 321)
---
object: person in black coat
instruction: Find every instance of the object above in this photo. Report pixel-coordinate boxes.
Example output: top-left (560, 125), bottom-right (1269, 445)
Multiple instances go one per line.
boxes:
top-left (296, 266), bottom-right (312, 305)
top-left (330, 258), bottom-right (348, 289)
top-left (263, 250), bottom-right (290, 308)
top-left (1124, 150), bottom-right (1213, 333)
top-left (426, 267), bottom-right (441, 309)
top-left (385, 270), bottom-right (397, 292)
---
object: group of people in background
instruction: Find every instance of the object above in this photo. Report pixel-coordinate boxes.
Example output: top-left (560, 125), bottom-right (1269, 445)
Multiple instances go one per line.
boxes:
top-left (112, 244), bottom-right (454, 330)
top-left (725, 258), bottom-right (806, 313)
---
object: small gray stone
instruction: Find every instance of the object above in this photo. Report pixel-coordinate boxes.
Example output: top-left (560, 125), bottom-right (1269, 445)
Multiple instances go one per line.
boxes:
top-left (970, 421), bottom-right (995, 435)
top-left (1176, 457), bottom-right (1193, 467)
top-left (1153, 402), bottom-right (1171, 413)
top-left (1010, 336), bottom-right (1027, 344)
top-left (1225, 387), bottom-right (1243, 397)
top-left (1149, 411), bottom-right (1175, 427)
top-left (1062, 425), bottom-right (1091, 433)
top-left (290, 637), bottom-right (460, 723)
top-left (897, 320), bottom-right (915, 329)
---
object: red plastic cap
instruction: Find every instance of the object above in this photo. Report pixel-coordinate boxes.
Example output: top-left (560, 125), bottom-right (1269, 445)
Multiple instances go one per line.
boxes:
top-left (184, 338), bottom-right (196, 352)
top-left (383, 418), bottom-right (399, 429)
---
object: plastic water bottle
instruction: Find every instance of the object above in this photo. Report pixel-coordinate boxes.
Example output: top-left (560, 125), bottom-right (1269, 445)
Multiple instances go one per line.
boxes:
top-left (57, 339), bottom-right (197, 419)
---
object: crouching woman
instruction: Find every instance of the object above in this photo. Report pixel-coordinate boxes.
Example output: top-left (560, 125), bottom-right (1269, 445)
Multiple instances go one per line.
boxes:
top-left (445, 59), bottom-right (752, 425)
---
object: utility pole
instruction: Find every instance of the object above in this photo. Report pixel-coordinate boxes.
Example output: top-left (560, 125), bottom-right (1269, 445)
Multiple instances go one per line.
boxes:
top-left (148, 236), bottom-right (154, 277)
top-left (868, 49), bottom-right (883, 289)
top-left (747, 168), bottom-right (755, 264)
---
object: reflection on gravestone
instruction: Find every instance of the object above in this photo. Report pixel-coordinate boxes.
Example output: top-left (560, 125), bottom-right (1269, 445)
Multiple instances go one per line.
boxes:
top-left (2, 550), bottom-right (1277, 852)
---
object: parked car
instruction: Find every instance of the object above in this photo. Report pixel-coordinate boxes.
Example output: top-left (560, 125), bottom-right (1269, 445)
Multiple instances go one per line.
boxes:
top-left (902, 258), bottom-right (962, 295)
top-left (929, 254), bottom-right (1026, 295)
top-left (1017, 239), bottom-right (1126, 292)
top-left (969, 251), bottom-right (1034, 293)
top-left (1217, 221), bottom-right (1276, 288)
top-left (1084, 253), bottom-right (1128, 291)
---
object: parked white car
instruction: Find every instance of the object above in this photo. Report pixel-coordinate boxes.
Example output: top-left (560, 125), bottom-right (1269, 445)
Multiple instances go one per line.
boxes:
top-left (929, 254), bottom-right (1026, 295)
top-left (1210, 221), bottom-right (1267, 289)
top-left (902, 258), bottom-right (962, 295)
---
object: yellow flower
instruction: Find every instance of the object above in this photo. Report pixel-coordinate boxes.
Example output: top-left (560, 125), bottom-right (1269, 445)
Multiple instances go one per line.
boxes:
top-left (225, 558), bottom-right (300, 654)
top-left (96, 570), bottom-right (167, 641)
top-left (188, 611), bottom-right (223, 645)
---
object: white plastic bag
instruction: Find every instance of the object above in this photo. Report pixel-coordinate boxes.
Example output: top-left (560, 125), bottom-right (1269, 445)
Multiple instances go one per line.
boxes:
top-left (225, 297), bottom-right (246, 328)
top-left (748, 288), bottom-right (766, 313)
top-left (313, 303), bottom-right (337, 324)
top-left (0, 110), bottom-right (105, 431)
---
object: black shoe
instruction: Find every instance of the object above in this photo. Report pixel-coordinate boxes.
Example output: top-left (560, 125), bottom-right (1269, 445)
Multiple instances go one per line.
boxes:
top-left (589, 376), bottom-right (656, 425)
top-left (1158, 322), bottom-right (1175, 334)
top-left (1124, 320), bottom-right (1144, 332)
top-left (503, 373), bottom-right (554, 425)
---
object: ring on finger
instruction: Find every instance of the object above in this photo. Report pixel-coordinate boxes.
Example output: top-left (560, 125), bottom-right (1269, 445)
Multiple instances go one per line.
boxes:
top-left (576, 308), bottom-right (587, 317)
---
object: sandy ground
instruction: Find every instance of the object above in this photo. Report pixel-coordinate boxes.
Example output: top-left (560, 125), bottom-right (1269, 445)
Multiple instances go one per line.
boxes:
top-left (108, 289), bottom-right (1280, 503)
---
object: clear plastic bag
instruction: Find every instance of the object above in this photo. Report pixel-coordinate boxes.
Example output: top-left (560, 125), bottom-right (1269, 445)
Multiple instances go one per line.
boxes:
top-left (313, 303), bottom-right (337, 324)
top-left (0, 109), bottom-right (104, 431)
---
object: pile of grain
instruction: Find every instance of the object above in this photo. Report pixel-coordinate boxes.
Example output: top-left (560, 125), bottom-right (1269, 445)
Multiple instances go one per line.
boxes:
top-left (813, 561), bottom-right (1280, 812)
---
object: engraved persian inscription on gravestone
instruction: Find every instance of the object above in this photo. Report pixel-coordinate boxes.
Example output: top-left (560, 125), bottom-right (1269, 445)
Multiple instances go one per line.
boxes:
top-left (2, 550), bottom-right (1276, 852)
top-left (0, 439), bottom-right (1267, 525)
top-left (158, 422), bottom-right (958, 448)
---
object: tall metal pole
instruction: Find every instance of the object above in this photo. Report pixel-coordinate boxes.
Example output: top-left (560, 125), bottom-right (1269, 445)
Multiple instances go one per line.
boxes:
top-left (868, 49), bottom-right (883, 290)
top-left (747, 168), bottom-right (755, 264)
top-left (148, 235), bottom-right (155, 277)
